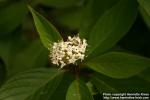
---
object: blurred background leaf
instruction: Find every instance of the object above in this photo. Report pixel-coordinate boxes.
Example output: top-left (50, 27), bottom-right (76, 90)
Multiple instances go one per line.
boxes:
top-left (33, 0), bottom-right (83, 9)
top-left (0, 33), bottom-right (48, 77)
top-left (0, 1), bottom-right (28, 38)
top-left (0, 59), bottom-right (6, 87)
top-left (118, 15), bottom-right (150, 58)
top-left (51, 7), bottom-right (84, 31)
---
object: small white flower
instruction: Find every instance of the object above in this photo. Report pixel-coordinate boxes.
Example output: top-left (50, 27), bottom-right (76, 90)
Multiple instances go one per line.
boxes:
top-left (49, 35), bottom-right (88, 68)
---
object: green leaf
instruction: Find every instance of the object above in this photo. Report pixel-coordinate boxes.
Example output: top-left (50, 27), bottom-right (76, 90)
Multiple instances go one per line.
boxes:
top-left (79, 0), bottom-right (118, 38)
top-left (91, 73), bottom-right (150, 93)
top-left (28, 72), bottom-right (74, 100)
top-left (66, 79), bottom-right (94, 100)
top-left (0, 68), bottom-right (64, 100)
top-left (86, 52), bottom-right (150, 78)
top-left (138, 0), bottom-right (150, 29)
top-left (87, 0), bottom-right (137, 58)
top-left (50, 73), bottom-right (75, 100)
top-left (138, 0), bottom-right (150, 16)
top-left (139, 3), bottom-right (150, 30)
top-left (0, 1), bottom-right (28, 37)
top-left (91, 74), bottom-right (117, 93)
top-left (27, 71), bottom-right (63, 100)
top-left (28, 6), bottom-right (62, 49)
top-left (138, 67), bottom-right (150, 83)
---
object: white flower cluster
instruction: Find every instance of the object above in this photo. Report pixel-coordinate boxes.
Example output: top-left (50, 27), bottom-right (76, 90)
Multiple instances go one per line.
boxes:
top-left (49, 35), bottom-right (87, 68)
